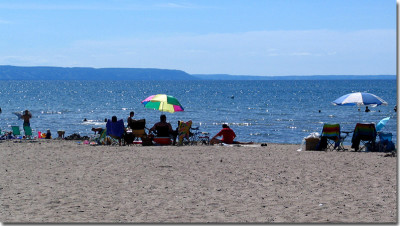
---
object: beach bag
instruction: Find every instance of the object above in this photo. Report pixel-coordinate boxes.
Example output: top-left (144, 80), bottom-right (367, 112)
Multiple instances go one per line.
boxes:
top-left (124, 133), bottom-right (134, 145)
top-left (297, 132), bottom-right (320, 151)
top-left (306, 137), bottom-right (321, 151)
top-left (141, 136), bottom-right (153, 146)
top-left (387, 141), bottom-right (395, 151)
top-left (380, 140), bottom-right (395, 152)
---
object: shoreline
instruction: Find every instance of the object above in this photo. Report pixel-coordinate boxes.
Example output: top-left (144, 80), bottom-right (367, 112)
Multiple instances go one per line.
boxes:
top-left (0, 140), bottom-right (397, 223)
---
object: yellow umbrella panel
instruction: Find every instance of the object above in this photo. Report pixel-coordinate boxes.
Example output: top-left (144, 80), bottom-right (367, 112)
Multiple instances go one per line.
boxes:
top-left (141, 94), bottom-right (184, 113)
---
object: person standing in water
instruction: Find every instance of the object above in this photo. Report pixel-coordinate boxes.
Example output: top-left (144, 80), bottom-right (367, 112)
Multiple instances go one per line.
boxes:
top-left (22, 110), bottom-right (32, 127)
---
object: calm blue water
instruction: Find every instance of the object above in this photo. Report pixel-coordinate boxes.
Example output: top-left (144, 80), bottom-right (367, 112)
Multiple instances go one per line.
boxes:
top-left (0, 80), bottom-right (397, 144)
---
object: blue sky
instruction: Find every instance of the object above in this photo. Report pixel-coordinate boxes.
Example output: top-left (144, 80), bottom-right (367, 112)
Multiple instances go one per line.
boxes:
top-left (0, 0), bottom-right (396, 76)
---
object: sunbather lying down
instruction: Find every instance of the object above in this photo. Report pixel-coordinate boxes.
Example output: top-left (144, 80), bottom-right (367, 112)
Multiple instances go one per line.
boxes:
top-left (210, 124), bottom-right (254, 145)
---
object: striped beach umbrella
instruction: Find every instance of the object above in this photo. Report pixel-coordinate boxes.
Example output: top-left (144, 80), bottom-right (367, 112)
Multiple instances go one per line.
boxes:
top-left (332, 92), bottom-right (388, 122)
top-left (141, 94), bottom-right (184, 113)
top-left (332, 92), bottom-right (388, 107)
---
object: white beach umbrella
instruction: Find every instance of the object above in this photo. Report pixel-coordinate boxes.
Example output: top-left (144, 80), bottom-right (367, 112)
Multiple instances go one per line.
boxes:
top-left (332, 92), bottom-right (388, 107)
top-left (332, 92), bottom-right (388, 122)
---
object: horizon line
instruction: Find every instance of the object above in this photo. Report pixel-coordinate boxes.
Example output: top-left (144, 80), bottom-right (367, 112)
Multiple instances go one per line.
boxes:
top-left (0, 65), bottom-right (396, 77)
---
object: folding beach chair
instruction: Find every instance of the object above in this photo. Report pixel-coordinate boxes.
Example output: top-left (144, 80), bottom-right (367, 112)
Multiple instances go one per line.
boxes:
top-left (351, 123), bottom-right (377, 152)
top-left (177, 120), bottom-right (192, 145)
top-left (0, 128), bottom-right (5, 140)
top-left (190, 127), bottom-right (210, 145)
top-left (11, 126), bottom-right (21, 137)
top-left (130, 119), bottom-right (147, 141)
top-left (23, 126), bottom-right (33, 139)
top-left (106, 119), bottom-right (125, 145)
top-left (319, 124), bottom-right (341, 151)
top-left (91, 128), bottom-right (107, 145)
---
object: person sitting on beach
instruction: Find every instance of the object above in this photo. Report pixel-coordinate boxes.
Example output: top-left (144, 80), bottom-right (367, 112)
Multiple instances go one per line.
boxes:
top-left (45, 129), bottom-right (52, 139)
top-left (210, 124), bottom-right (253, 145)
top-left (106, 116), bottom-right (125, 145)
top-left (22, 110), bottom-right (32, 127)
top-left (91, 119), bottom-right (109, 135)
top-left (149, 114), bottom-right (173, 137)
top-left (127, 111), bottom-right (135, 129)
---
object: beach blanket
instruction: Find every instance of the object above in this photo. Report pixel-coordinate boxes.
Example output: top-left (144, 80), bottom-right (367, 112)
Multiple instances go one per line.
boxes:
top-left (106, 119), bottom-right (125, 138)
top-left (178, 120), bottom-right (192, 145)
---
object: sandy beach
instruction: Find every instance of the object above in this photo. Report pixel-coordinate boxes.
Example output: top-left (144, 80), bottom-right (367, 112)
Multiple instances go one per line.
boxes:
top-left (0, 140), bottom-right (397, 223)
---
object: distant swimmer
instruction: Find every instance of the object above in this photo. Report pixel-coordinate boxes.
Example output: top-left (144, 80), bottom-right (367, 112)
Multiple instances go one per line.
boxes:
top-left (365, 106), bottom-right (370, 112)
top-left (83, 118), bottom-right (88, 122)
top-left (394, 105), bottom-right (397, 112)
top-left (231, 95), bottom-right (234, 99)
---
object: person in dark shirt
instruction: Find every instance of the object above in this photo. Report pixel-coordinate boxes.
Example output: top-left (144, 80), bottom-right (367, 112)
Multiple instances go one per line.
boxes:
top-left (127, 111), bottom-right (135, 129)
top-left (149, 114), bottom-right (173, 137)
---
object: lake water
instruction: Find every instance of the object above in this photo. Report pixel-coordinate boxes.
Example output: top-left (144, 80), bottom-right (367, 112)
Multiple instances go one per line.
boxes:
top-left (0, 80), bottom-right (396, 144)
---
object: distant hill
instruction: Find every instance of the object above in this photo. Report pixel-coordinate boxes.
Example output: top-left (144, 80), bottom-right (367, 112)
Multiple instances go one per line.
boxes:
top-left (192, 74), bottom-right (397, 80)
top-left (0, 65), bottom-right (197, 80)
top-left (0, 65), bottom-right (396, 80)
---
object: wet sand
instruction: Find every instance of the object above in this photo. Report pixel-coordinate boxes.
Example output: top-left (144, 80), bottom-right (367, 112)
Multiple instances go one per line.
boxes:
top-left (0, 140), bottom-right (397, 223)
